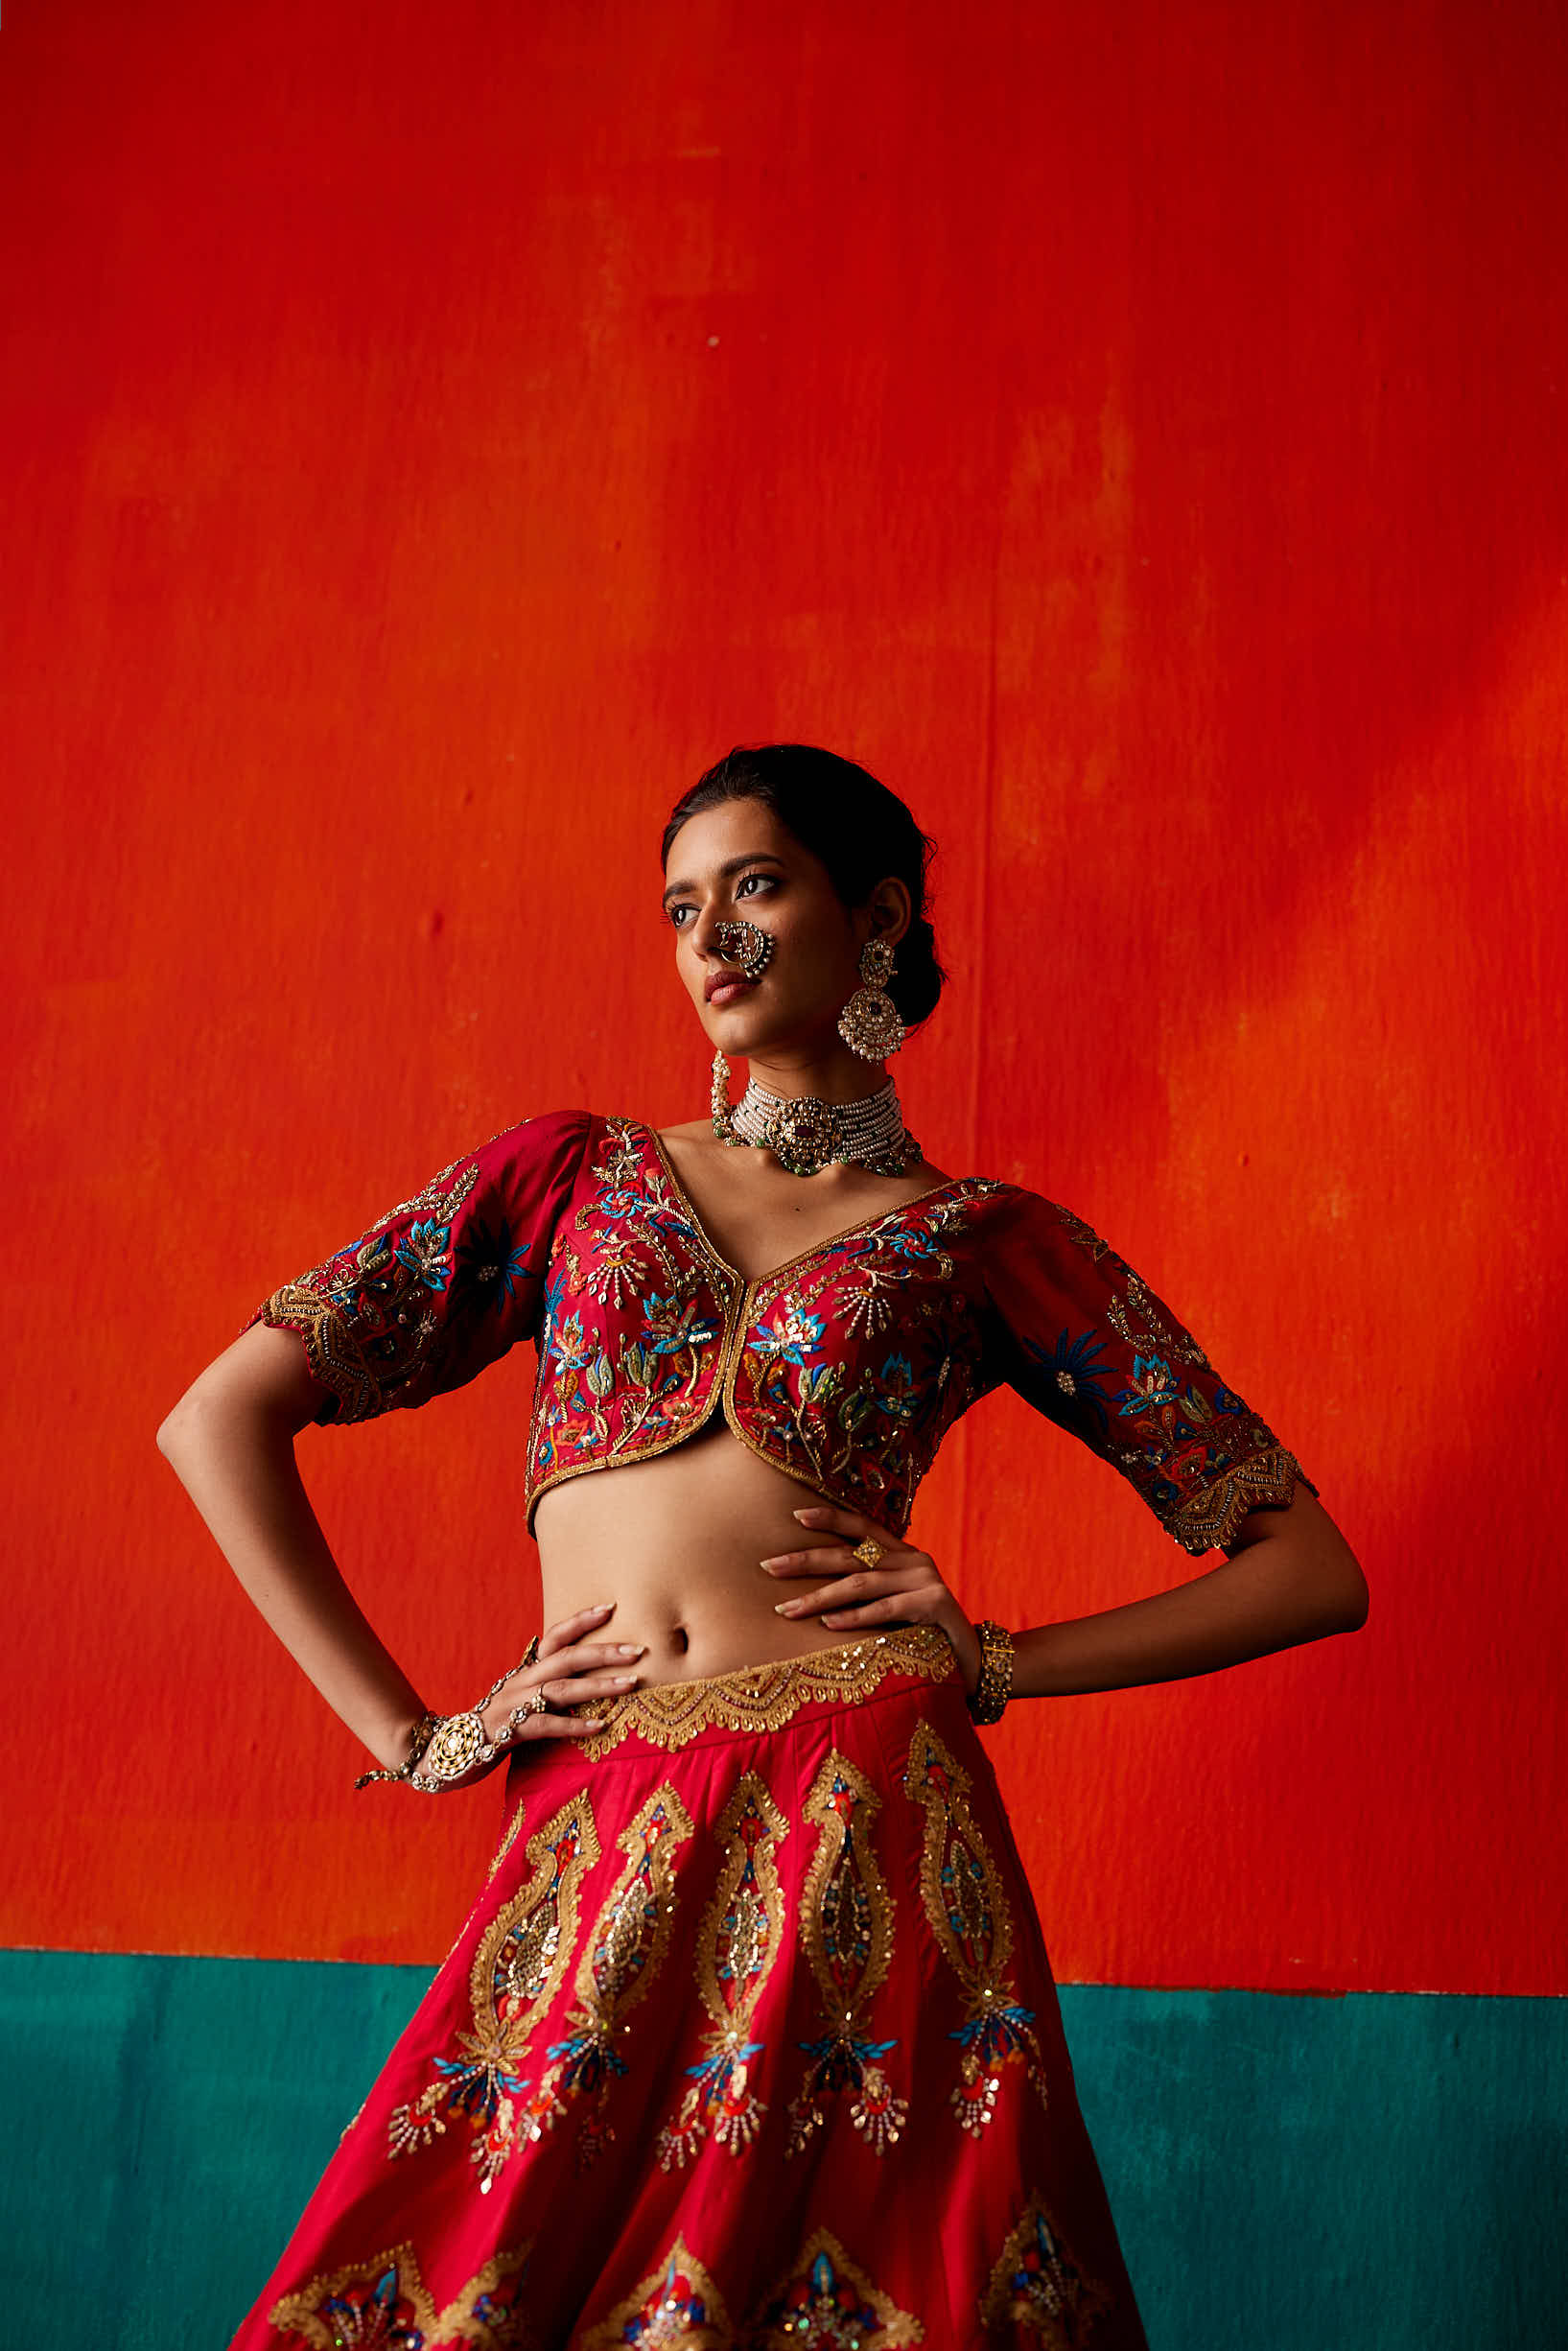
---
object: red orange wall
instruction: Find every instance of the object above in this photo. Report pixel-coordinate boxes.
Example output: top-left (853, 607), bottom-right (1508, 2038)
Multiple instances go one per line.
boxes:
top-left (4, 0), bottom-right (1564, 1994)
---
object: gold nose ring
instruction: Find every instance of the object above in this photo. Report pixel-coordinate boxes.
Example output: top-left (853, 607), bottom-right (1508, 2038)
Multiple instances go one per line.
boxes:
top-left (713, 919), bottom-right (775, 981)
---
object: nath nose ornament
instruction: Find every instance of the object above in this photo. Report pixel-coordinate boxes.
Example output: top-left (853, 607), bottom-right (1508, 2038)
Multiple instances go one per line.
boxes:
top-left (713, 919), bottom-right (775, 981)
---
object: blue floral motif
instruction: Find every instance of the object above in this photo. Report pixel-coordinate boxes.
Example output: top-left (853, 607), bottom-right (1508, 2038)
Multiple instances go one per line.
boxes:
top-left (748, 1305), bottom-right (828, 1367)
top-left (1115, 1352), bottom-right (1180, 1415)
top-left (451, 1214), bottom-right (531, 1317)
top-left (393, 1216), bottom-right (455, 1291)
top-left (874, 1353), bottom-right (919, 1427)
top-left (1021, 1327), bottom-right (1117, 1435)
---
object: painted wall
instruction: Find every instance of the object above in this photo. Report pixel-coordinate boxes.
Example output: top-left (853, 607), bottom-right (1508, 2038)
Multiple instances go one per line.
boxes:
top-left (5, 0), bottom-right (1566, 2017)
top-left (5, 1953), bottom-right (1563, 2349)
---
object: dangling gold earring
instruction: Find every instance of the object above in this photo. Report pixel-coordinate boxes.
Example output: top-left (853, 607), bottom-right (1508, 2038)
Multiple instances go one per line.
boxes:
top-left (836, 936), bottom-right (906, 1061)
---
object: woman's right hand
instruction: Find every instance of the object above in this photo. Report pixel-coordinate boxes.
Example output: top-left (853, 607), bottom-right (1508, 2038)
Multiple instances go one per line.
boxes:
top-left (405, 1604), bottom-right (645, 1791)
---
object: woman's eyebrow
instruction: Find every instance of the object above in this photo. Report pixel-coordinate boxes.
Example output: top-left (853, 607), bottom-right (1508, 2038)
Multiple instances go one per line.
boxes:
top-left (661, 852), bottom-right (785, 908)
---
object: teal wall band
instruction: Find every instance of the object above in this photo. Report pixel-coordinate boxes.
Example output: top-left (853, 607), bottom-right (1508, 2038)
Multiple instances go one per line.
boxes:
top-left (4, 1949), bottom-right (1562, 2347)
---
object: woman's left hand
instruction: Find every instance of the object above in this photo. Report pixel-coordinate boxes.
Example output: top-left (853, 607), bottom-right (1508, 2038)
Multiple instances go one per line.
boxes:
top-left (761, 1503), bottom-right (982, 1697)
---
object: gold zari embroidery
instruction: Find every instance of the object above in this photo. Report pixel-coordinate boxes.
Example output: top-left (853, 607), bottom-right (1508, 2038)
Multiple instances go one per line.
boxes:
top-left (579, 2234), bottom-right (732, 2349)
top-left (747, 2224), bottom-right (925, 2347)
top-left (520, 1783), bottom-right (694, 2168)
top-left (1167, 1440), bottom-right (1308, 1554)
top-left (565, 1624), bottom-right (955, 1759)
top-left (386, 1791), bottom-right (599, 2191)
top-left (904, 1721), bottom-right (1050, 2137)
top-left (786, 1749), bottom-right (908, 2158)
top-left (656, 1771), bottom-right (790, 2171)
top-left (269, 2238), bottom-right (537, 2348)
top-left (980, 2194), bottom-right (1111, 2344)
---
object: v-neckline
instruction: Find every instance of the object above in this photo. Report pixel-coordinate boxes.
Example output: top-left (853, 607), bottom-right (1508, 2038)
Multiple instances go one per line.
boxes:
top-left (634, 1119), bottom-right (975, 1291)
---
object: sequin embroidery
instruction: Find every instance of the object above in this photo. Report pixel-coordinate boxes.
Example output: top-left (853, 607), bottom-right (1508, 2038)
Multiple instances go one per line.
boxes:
top-left (744, 2224), bottom-right (925, 2347)
top-left (785, 1750), bottom-right (908, 2157)
top-left (578, 2236), bottom-right (732, 2348)
top-left (520, 1784), bottom-right (695, 2168)
top-left (386, 1792), bottom-right (599, 2190)
top-left (656, 1772), bottom-right (790, 2170)
top-left (903, 1721), bottom-right (1049, 2135)
top-left (979, 2195), bottom-right (1111, 2344)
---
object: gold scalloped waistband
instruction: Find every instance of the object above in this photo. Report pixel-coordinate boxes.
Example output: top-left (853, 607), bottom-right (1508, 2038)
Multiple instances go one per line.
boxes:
top-left (556, 1622), bottom-right (960, 1759)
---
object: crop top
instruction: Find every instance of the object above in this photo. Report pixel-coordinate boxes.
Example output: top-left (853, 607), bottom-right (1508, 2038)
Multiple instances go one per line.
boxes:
top-left (242, 1107), bottom-right (1317, 1556)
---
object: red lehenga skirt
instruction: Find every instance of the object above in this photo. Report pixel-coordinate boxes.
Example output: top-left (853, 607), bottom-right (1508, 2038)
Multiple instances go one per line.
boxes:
top-left (229, 1625), bottom-right (1148, 2350)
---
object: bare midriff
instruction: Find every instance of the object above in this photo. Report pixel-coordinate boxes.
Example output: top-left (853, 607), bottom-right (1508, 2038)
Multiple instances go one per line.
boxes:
top-left (531, 1407), bottom-right (918, 1685)
top-left (527, 1121), bottom-right (952, 1687)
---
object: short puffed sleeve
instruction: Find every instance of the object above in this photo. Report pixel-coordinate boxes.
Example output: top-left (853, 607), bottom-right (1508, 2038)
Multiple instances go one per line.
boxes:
top-left (981, 1187), bottom-right (1318, 1554)
top-left (241, 1108), bottom-right (595, 1423)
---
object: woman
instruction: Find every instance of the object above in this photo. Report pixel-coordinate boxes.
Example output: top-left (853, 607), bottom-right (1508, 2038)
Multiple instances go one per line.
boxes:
top-left (159, 742), bottom-right (1368, 2350)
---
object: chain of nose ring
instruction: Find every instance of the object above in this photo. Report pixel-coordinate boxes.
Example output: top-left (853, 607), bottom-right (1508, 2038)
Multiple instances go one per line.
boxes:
top-left (712, 918), bottom-right (775, 981)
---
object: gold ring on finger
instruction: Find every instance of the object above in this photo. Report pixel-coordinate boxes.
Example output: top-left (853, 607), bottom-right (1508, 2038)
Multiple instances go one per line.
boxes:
top-left (509, 1689), bottom-right (552, 1726)
top-left (852, 1538), bottom-right (885, 1569)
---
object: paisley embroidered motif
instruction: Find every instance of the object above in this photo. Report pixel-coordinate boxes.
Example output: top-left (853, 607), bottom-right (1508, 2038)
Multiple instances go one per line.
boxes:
top-left (903, 1722), bottom-right (1049, 2137)
top-left (520, 1784), bottom-right (695, 2168)
top-left (785, 1750), bottom-right (908, 2158)
top-left (269, 2240), bottom-right (536, 2348)
top-left (742, 2224), bottom-right (925, 2347)
top-left (578, 2235), bottom-right (732, 2348)
top-left (386, 1791), bottom-right (599, 2190)
top-left (979, 2195), bottom-right (1111, 2344)
top-left (566, 1626), bottom-right (957, 1760)
top-left (657, 1772), bottom-right (790, 2170)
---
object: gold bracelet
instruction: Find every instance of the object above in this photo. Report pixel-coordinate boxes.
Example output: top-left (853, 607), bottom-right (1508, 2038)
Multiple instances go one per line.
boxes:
top-left (355, 1634), bottom-right (545, 1794)
top-left (966, 1619), bottom-right (1014, 1725)
top-left (354, 1708), bottom-right (440, 1791)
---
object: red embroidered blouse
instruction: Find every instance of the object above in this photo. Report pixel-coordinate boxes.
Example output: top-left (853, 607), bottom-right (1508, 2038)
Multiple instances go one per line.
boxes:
top-left (243, 1108), bottom-right (1315, 1556)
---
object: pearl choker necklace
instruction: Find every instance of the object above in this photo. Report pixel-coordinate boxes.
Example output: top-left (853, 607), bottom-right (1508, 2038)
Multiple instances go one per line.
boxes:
top-left (710, 1053), bottom-right (923, 1178)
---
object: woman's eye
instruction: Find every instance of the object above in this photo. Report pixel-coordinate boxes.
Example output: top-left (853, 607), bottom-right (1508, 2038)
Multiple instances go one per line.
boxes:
top-left (665, 874), bottom-right (774, 929)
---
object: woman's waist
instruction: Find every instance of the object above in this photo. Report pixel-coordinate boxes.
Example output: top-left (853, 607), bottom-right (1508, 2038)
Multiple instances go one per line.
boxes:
top-left (512, 1620), bottom-right (965, 1770)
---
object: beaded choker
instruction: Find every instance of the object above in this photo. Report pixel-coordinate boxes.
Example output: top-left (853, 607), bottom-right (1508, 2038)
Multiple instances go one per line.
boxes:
top-left (710, 1053), bottom-right (923, 1178)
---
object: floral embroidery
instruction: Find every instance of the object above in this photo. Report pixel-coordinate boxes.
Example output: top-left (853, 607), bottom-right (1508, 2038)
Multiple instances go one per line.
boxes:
top-left (903, 1722), bottom-right (1049, 2136)
top-left (566, 1626), bottom-right (957, 1760)
top-left (657, 1773), bottom-right (790, 2170)
top-left (519, 1784), bottom-right (695, 2168)
top-left (269, 2242), bottom-right (537, 2349)
top-left (579, 2236), bottom-right (732, 2348)
top-left (523, 1117), bottom-right (1005, 1538)
top-left (257, 1157), bottom-right (486, 1421)
top-left (387, 1792), bottom-right (599, 2190)
top-left (1030, 1203), bottom-right (1314, 1555)
top-left (785, 1751), bottom-right (907, 2158)
top-left (743, 2225), bottom-right (925, 2347)
top-left (979, 2197), bottom-right (1110, 2344)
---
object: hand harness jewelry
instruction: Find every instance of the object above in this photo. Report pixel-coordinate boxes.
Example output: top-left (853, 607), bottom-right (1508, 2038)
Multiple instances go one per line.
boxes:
top-left (355, 1634), bottom-right (549, 1792)
top-left (966, 1619), bottom-right (1015, 1725)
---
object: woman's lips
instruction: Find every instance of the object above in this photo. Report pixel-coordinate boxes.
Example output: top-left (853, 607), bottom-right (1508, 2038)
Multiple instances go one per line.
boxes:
top-left (706, 975), bottom-right (759, 1004)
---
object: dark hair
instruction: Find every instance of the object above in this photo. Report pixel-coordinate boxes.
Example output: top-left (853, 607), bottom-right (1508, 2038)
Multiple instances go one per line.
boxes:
top-left (660, 743), bottom-right (948, 1030)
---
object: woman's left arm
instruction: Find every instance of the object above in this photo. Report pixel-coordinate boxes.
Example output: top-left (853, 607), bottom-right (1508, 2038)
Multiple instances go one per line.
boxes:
top-left (763, 1486), bottom-right (1367, 1700)
top-left (1006, 1483), bottom-right (1367, 1699)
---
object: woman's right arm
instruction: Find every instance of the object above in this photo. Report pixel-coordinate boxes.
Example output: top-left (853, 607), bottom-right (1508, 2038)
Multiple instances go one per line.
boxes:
top-left (155, 1324), bottom-right (640, 1776)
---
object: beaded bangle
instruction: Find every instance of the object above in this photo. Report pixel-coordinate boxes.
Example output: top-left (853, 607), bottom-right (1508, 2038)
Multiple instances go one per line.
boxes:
top-left (353, 1635), bottom-right (545, 1794)
top-left (966, 1619), bottom-right (1015, 1725)
top-left (355, 1708), bottom-right (440, 1791)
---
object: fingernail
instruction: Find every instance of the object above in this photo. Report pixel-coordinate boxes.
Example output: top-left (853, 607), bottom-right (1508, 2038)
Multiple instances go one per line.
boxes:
top-left (614, 1673), bottom-right (638, 1685)
top-left (773, 1601), bottom-right (798, 1614)
top-left (792, 1508), bottom-right (818, 1521)
top-left (591, 1601), bottom-right (615, 1611)
top-left (615, 1643), bottom-right (641, 1656)
top-left (760, 1558), bottom-right (782, 1571)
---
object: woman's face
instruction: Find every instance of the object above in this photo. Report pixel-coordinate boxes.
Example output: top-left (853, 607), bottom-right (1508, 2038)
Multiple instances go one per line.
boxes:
top-left (662, 798), bottom-right (905, 1063)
